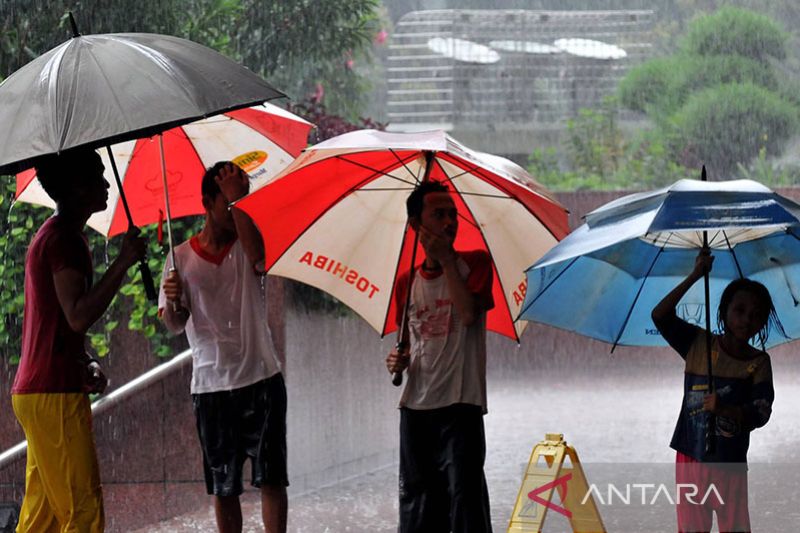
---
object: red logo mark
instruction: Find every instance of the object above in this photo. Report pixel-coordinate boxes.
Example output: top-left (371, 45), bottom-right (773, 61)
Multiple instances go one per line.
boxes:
top-left (527, 473), bottom-right (573, 518)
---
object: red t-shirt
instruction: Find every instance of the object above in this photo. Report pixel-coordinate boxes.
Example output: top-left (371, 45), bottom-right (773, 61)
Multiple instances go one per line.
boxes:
top-left (12, 216), bottom-right (93, 394)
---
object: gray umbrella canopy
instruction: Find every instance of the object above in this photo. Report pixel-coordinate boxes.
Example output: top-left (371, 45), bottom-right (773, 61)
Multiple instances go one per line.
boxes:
top-left (0, 32), bottom-right (284, 174)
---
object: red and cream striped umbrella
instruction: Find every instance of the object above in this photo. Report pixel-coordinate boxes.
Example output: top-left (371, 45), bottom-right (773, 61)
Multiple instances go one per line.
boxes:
top-left (235, 129), bottom-right (569, 341)
top-left (15, 102), bottom-right (313, 237)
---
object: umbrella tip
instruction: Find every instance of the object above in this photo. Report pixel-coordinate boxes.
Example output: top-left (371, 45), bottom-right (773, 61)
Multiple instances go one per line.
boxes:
top-left (68, 12), bottom-right (80, 38)
top-left (701, 165), bottom-right (707, 182)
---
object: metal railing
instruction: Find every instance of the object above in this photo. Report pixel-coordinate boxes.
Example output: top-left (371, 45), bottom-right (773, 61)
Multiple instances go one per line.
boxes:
top-left (387, 9), bottom-right (655, 129)
top-left (0, 349), bottom-right (192, 470)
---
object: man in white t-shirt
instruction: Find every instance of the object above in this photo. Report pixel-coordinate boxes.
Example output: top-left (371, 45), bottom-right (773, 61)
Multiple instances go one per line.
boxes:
top-left (159, 161), bottom-right (287, 533)
top-left (386, 181), bottom-right (494, 533)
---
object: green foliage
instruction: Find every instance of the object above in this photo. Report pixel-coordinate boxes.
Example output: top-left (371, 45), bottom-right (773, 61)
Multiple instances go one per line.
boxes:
top-left (618, 7), bottom-right (798, 181)
top-left (528, 102), bottom-right (693, 191)
top-left (0, 182), bottom-right (37, 363)
top-left (565, 102), bottom-right (624, 178)
top-left (0, 0), bottom-right (383, 119)
top-left (180, 0), bottom-right (245, 57)
top-left (0, 170), bottom-right (204, 362)
top-left (0, 0), bottom-right (383, 363)
top-left (106, 217), bottom-right (203, 359)
top-left (618, 57), bottom-right (679, 114)
top-left (233, 0), bottom-right (383, 119)
top-left (737, 146), bottom-right (800, 187)
top-left (620, 54), bottom-right (778, 117)
top-left (674, 83), bottom-right (797, 174)
top-left (681, 6), bottom-right (788, 61)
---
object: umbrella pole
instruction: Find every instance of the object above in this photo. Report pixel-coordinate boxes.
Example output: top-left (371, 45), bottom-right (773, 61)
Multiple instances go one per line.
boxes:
top-left (701, 166), bottom-right (716, 454)
top-left (159, 135), bottom-right (179, 311)
top-left (105, 146), bottom-right (157, 301)
top-left (392, 227), bottom-right (421, 387)
top-left (702, 236), bottom-right (715, 454)
top-left (158, 135), bottom-right (177, 268)
top-left (392, 151), bottom-right (436, 387)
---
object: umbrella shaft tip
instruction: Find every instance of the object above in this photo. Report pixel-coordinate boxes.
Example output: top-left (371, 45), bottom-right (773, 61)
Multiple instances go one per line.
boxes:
top-left (68, 12), bottom-right (80, 38)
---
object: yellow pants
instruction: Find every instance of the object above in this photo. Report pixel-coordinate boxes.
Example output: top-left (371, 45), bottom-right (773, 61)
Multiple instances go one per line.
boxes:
top-left (12, 393), bottom-right (104, 533)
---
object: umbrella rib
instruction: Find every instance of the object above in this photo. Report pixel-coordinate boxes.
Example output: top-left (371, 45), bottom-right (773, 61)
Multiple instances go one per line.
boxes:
top-left (379, 219), bottom-right (416, 338)
top-left (262, 154), bottom-right (420, 273)
top-left (722, 231), bottom-right (744, 279)
top-left (707, 230), bottom-right (723, 248)
top-left (611, 244), bottom-right (666, 352)
top-left (390, 148), bottom-right (424, 186)
top-left (334, 154), bottom-right (419, 186)
top-left (357, 187), bottom-right (417, 192)
top-left (516, 256), bottom-right (580, 320)
top-left (769, 255), bottom-right (800, 307)
top-left (442, 153), bottom-right (563, 239)
top-left (786, 227), bottom-right (800, 244)
top-left (439, 166), bottom-right (474, 184)
top-left (456, 212), bottom-right (480, 230)
top-left (57, 42), bottom-right (83, 151)
top-left (655, 231), bottom-right (694, 248)
top-left (77, 44), bottom-right (136, 148)
top-left (436, 158), bottom-right (520, 342)
top-left (206, 110), bottom-right (300, 160)
top-left (457, 192), bottom-right (513, 200)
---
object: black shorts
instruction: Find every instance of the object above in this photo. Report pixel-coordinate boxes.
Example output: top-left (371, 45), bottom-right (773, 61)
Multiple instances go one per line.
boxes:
top-left (399, 404), bottom-right (492, 533)
top-left (192, 373), bottom-right (288, 497)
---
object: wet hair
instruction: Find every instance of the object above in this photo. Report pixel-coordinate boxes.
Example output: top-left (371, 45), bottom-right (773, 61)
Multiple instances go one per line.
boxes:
top-left (716, 278), bottom-right (786, 348)
top-left (201, 161), bottom-right (232, 200)
top-left (35, 148), bottom-right (102, 202)
top-left (406, 181), bottom-right (449, 219)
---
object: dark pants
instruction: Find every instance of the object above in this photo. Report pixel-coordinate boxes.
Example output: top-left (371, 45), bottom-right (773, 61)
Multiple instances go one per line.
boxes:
top-left (192, 374), bottom-right (288, 497)
top-left (399, 404), bottom-right (492, 533)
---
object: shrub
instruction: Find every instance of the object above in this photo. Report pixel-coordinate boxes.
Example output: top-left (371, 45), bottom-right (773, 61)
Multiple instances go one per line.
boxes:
top-left (682, 6), bottom-right (787, 61)
top-left (674, 83), bottom-right (797, 175)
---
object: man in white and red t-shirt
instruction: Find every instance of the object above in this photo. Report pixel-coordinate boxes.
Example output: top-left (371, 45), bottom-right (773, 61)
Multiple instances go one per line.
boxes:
top-left (386, 181), bottom-right (494, 533)
top-left (159, 162), bottom-right (287, 533)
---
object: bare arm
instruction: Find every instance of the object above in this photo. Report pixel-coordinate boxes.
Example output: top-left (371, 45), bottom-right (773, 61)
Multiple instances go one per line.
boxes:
top-left (651, 249), bottom-right (713, 323)
top-left (231, 207), bottom-right (265, 270)
top-left (53, 227), bottom-right (145, 333)
top-left (217, 163), bottom-right (265, 270)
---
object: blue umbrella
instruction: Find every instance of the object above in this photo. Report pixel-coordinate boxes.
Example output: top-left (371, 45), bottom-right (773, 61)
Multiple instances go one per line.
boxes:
top-left (518, 177), bottom-right (800, 349)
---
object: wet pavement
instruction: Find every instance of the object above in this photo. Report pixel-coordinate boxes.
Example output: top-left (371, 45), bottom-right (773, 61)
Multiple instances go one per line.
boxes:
top-left (135, 367), bottom-right (800, 532)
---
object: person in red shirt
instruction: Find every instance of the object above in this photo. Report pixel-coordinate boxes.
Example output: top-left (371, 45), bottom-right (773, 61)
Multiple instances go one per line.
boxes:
top-left (11, 148), bottom-right (145, 533)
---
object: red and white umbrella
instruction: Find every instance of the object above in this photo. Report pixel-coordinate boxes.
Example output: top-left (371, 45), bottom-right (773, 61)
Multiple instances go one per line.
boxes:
top-left (15, 102), bottom-right (313, 237)
top-left (235, 129), bottom-right (569, 341)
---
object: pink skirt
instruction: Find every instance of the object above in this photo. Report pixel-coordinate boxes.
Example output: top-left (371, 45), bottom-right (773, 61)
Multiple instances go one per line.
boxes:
top-left (675, 451), bottom-right (750, 533)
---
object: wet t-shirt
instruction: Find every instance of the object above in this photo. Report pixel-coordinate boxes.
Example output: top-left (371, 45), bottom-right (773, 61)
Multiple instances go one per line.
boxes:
top-left (654, 314), bottom-right (773, 463)
top-left (13, 216), bottom-right (93, 394)
top-left (395, 250), bottom-right (494, 413)
top-left (159, 237), bottom-right (281, 394)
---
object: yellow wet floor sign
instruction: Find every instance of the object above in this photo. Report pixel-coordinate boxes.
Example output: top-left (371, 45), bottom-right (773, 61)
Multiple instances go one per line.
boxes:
top-left (508, 433), bottom-right (605, 533)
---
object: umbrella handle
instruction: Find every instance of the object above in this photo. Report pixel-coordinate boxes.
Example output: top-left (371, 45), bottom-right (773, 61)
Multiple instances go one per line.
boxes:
top-left (139, 259), bottom-right (157, 301)
top-left (705, 417), bottom-right (716, 454)
top-left (391, 339), bottom-right (408, 387)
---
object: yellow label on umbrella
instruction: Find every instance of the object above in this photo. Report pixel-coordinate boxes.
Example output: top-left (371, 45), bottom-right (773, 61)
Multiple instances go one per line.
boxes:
top-left (233, 150), bottom-right (268, 173)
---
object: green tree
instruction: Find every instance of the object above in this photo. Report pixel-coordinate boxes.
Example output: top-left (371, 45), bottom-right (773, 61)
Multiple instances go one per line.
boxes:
top-left (0, 0), bottom-right (383, 361)
top-left (618, 7), bottom-right (798, 176)
top-left (528, 98), bottom-right (692, 191)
